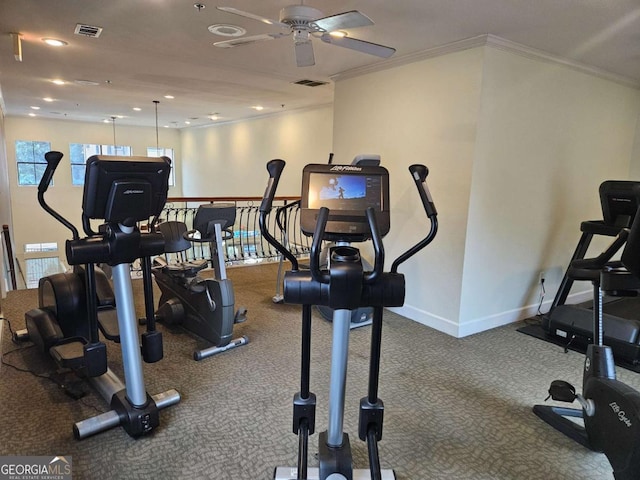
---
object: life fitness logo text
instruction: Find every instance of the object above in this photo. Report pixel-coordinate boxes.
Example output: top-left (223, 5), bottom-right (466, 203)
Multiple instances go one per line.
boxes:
top-left (329, 166), bottom-right (362, 172)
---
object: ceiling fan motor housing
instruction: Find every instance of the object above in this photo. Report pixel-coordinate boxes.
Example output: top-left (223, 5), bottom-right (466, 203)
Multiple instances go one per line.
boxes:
top-left (279, 5), bottom-right (324, 29)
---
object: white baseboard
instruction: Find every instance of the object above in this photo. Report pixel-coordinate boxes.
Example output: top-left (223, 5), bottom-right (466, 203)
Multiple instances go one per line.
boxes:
top-left (389, 289), bottom-right (593, 338)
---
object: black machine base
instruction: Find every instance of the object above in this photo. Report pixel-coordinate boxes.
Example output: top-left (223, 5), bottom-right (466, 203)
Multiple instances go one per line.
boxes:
top-left (319, 431), bottom-right (353, 480)
top-left (532, 405), bottom-right (594, 450)
top-left (544, 303), bottom-right (640, 365)
top-left (272, 467), bottom-right (396, 480)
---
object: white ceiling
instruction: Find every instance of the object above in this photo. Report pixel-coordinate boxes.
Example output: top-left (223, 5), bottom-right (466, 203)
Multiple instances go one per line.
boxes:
top-left (1, 0), bottom-right (639, 129)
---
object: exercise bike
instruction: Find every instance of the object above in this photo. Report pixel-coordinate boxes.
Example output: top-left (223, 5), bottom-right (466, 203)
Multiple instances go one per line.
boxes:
top-left (15, 151), bottom-right (180, 439)
top-left (533, 214), bottom-right (640, 479)
top-left (259, 159), bottom-right (438, 480)
top-left (151, 203), bottom-right (248, 361)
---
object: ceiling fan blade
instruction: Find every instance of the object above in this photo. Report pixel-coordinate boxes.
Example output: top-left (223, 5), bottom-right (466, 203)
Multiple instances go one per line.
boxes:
top-left (311, 11), bottom-right (374, 32)
top-left (295, 41), bottom-right (315, 67)
top-left (216, 6), bottom-right (288, 28)
top-left (214, 33), bottom-right (289, 48)
top-left (320, 33), bottom-right (395, 58)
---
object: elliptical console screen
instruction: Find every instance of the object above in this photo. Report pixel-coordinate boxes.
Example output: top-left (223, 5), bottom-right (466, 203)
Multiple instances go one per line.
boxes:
top-left (300, 164), bottom-right (390, 240)
top-left (83, 155), bottom-right (171, 225)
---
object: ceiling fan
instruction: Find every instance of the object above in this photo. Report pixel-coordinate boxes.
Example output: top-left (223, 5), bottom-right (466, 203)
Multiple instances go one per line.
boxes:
top-left (214, 4), bottom-right (396, 67)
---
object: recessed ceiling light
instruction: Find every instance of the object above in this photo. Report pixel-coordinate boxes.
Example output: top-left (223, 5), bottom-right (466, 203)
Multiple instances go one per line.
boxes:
top-left (28, 113), bottom-right (36, 117)
top-left (208, 24), bottom-right (247, 37)
top-left (132, 107), bottom-right (141, 111)
top-left (185, 121), bottom-right (191, 125)
top-left (43, 97), bottom-right (54, 102)
top-left (103, 119), bottom-right (110, 123)
top-left (252, 105), bottom-right (264, 111)
top-left (42, 38), bottom-right (68, 47)
top-left (74, 79), bottom-right (100, 86)
top-left (164, 95), bottom-right (174, 99)
top-left (30, 106), bottom-right (40, 110)
top-left (51, 79), bottom-right (65, 85)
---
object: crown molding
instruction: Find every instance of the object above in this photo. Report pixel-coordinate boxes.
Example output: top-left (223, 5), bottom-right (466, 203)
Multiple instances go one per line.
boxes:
top-left (331, 34), bottom-right (640, 90)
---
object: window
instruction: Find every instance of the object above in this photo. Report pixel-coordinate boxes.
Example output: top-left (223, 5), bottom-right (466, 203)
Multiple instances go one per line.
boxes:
top-left (15, 140), bottom-right (51, 186)
top-left (25, 257), bottom-right (65, 289)
top-left (147, 147), bottom-right (175, 186)
top-left (24, 242), bottom-right (58, 253)
top-left (70, 144), bottom-right (132, 185)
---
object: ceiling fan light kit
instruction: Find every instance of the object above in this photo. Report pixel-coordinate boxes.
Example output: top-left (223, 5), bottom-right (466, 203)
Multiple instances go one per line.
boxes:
top-left (214, 4), bottom-right (395, 67)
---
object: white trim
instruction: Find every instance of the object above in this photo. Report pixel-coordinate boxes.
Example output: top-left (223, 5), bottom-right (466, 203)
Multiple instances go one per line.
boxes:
top-left (388, 304), bottom-right (460, 337)
top-left (484, 34), bottom-right (640, 88)
top-left (391, 289), bottom-right (593, 338)
top-left (331, 34), bottom-right (640, 89)
top-left (188, 102), bottom-right (334, 130)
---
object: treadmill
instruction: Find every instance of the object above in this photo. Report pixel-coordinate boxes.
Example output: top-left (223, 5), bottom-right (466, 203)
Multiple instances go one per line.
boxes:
top-left (544, 180), bottom-right (640, 365)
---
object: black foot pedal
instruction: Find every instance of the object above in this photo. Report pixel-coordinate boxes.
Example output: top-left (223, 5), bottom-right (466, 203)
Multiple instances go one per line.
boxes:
top-left (546, 380), bottom-right (577, 403)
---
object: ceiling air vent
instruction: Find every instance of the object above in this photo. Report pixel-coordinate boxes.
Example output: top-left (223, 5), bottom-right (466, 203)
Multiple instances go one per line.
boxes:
top-left (293, 79), bottom-right (329, 87)
top-left (74, 24), bottom-right (103, 38)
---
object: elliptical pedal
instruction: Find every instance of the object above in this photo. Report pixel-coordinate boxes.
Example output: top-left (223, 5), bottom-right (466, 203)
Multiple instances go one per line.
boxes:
top-left (49, 340), bottom-right (86, 370)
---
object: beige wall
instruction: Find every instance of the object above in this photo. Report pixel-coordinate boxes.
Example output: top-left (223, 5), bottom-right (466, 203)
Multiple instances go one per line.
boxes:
top-left (4, 117), bottom-right (181, 268)
top-left (333, 45), bottom-right (640, 337)
top-left (4, 107), bottom-right (333, 272)
top-left (461, 47), bottom-right (640, 334)
top-left (0, 102), bottom-right (11, 296)
top-left (180, 105), bottom-right (333, 197)
top-left (333, 47), bottom-right (486, 333)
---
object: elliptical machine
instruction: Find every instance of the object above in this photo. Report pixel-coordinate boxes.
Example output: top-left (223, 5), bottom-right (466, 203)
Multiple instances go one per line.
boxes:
top-left (151, 203), bottom-right (248, 361)
top-left (16, 152), bottom-right (180, 439)
top-left (533, 213), bottom-right (640, 479)
top-left (272, 154), bottom-right (378, 329)
top-left (259, 159), bottom-right (438, 480)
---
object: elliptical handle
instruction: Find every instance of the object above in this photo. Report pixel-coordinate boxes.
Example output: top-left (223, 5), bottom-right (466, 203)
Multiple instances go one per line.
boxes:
top-left (363, 207), bottom-right (384, 283)
top-left (39, 151), bottom-right (64, 194)
top-left (260, 159), bottom-right (286, 213)
top-left (258, 159), bottom-right (299, 271)
top-left (309, 207), bottom-right (330, 284)
top-left (409, 164), bottom-right (437, 218)
top-left (37, 151), bottom-right (80, 240)
top-left (391, 164), bottom-right (439, 273)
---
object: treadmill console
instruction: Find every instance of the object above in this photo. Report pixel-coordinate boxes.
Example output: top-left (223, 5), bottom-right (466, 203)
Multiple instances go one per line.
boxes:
top-left (599, 180), bottom-right (640, 228)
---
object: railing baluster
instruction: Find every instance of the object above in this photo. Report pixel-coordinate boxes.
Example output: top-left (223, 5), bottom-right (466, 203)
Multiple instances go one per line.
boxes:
top-left (154, 197), bottom-right (308, 268)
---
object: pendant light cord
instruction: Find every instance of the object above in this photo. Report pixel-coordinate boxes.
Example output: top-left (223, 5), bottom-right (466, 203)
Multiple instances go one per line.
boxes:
top-left (153, 100), bottom-right (160, 150)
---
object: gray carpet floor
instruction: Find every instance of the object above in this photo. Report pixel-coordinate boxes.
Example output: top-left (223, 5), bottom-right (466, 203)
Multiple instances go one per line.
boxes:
top-left (1, 262), bottom-right (638, 479)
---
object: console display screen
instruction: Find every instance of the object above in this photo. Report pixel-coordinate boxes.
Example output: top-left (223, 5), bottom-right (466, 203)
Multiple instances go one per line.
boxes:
top-left (300, 164), bottom-right (390, 241)
top-left (307, 173), bottom-right (382, 211)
